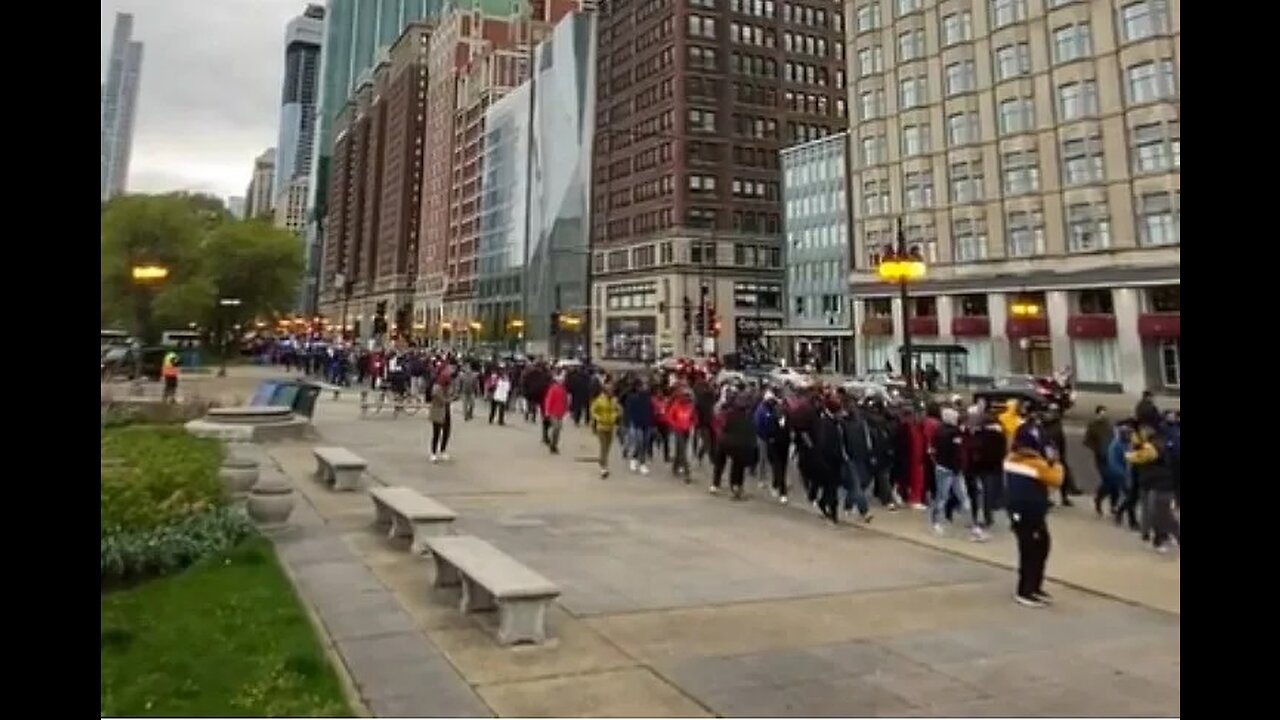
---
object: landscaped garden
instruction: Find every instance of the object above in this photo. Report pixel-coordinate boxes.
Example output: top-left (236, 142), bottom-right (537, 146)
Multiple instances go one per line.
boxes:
top-left (100, 425), bottom-right (350, 716)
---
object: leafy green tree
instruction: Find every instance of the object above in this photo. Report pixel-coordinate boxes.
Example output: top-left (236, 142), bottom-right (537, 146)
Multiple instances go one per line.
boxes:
top-left (202, 219), bottom-right (304, 332)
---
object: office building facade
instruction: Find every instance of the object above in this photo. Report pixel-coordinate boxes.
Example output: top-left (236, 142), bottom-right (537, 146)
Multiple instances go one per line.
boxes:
top-left (244, 149), bottom-right (277, 219)
top-left (101, 12), bottom-right (144, 200)
top-left (845, 0), bottom-right (1179, 395)
top-left (777, 132), bottom-right (854, 372)
top-left (589, 0), bottom-right (843, 361)
top-left (276, 5), bottom-right (326, 193)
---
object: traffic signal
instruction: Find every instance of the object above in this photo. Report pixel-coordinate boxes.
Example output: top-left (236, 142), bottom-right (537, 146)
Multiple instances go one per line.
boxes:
top-left (373, 301), bottom-right (388, 336)
top-left (708, 307), bottom-right (721, 336)
top-left (549, 311), bottom-right (561, 337)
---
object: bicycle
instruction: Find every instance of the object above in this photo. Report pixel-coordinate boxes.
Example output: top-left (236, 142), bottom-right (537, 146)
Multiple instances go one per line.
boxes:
top-left (359, 386), bottom-right (423, 418)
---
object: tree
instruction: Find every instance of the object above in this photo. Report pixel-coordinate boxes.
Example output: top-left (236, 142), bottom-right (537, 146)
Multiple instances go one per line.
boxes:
top-left (100, 194), bottom-right (210, 342)
top-left (202, 219), bottom-right (304, 330)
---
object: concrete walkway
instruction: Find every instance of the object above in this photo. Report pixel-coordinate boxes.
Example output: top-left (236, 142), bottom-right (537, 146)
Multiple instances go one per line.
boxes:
top-left (260, 394), bottom-right (1179, 717)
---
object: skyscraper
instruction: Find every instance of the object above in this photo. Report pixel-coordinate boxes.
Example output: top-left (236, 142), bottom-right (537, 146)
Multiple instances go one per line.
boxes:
top-left (275, 4), bottom-right (325, 193)
top-left (245, 149), bottom-right (278, 219)
top-left (101, 12), bottom-right (144, 201)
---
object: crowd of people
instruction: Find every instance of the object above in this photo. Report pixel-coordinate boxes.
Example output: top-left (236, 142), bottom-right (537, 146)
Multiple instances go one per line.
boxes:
top-left (264, 339), bottom-right (1180, 609)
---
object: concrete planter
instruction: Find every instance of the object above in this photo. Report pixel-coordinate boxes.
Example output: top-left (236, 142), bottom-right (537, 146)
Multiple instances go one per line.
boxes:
top-left (219, 458), bottom-right (260, 497)
top-left (247, 472), bottom-right (295, 526)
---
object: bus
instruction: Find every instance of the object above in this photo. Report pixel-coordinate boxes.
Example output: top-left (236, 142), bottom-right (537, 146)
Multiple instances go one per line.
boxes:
top-left (101, 329), bottom-right (131, 347)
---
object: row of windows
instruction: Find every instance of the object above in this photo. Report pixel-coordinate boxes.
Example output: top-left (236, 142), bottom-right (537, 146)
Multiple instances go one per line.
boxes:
top-left (783, 155), bottom-right (846, 188)
top-left (782, 31), bottom-right (835, 59)
top-left (856, 0), bottom-right (1170, 41)
top-left (792, 293), bottom-right (845, 319)
top-left (730, 21), bottom-right (776, 49)
top-left (862, 190), bottom-right (1179, 266)
top-left (593, 241), bottom-right (782, 275)
top-left (857, 121), bottom-right (1179, 202)
top-left (857, 59), bottom-right (1176, 124)
top-left (785, 222), bottom-right (849, 252)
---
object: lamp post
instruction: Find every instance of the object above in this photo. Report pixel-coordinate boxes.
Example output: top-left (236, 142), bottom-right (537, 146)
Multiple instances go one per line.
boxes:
top-left (130, 264), bottom-right (170, 392)
top-left (217, 297), bottom-right (242, 377)
top-left (876, 219), bottom-right (927, 391)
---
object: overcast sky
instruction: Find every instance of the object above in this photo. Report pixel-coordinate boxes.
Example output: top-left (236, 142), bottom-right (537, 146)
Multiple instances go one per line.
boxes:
top-left (102, 0), bottom-right (304, 200)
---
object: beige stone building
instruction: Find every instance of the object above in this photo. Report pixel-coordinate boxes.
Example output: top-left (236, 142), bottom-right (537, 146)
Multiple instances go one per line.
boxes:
top-left (845, 0), bottom-right (1179, 396)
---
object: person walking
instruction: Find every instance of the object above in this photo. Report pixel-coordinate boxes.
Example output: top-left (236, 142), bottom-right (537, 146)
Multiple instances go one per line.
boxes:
top-left (488, 371), bottom-right (510, 425)
top-left (624, 380), bottom-right (655, 475)
top-left (428, 372), bottom-right (456, 462)
top-left (160, 350), bottom-right (181, 403)
top-left (1083, 405), bottom-right (1115, 515)
top-left (813, 392), bottom-right (848, 523)
top-left (590, 384), bottom-right (621, 477)
top-left (715, 394), bottom-right (758, 500)
top-left (930, 408), bottom-right (981, 539)
top-left (543, 373), bottom-right (569, 455)
top-left (1127, 421), bottom-right (1180, 553)
top-left (1003, 408), bottom-right (1064, 607)
top-left (756, 392), bottom-right (790, 503)
top-left (457, 363), bottom-right (479, 421)
top-left (965, 409), bottom-right (1006, 535)
top-left (667, 386), bottom-right (696, 481)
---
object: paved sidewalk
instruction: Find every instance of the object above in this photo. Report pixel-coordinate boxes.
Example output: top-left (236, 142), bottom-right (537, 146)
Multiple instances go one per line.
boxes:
top-left (256, 394), bottom-right (1178, 717)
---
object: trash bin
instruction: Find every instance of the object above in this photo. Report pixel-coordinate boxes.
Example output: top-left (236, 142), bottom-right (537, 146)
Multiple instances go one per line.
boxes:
top-left (258, 379), bottom-right (322, 419)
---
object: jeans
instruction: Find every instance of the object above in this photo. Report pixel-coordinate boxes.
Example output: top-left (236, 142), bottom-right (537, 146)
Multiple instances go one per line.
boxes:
top-left (694, 425), bottom-right (713, 463)
top-left (628, 426), bottom-right (651, 464)
top-left (547, 416), bottom-right (563, 452)
top-left (1145, 489), bottom-right (1180, 547)
top-left (840, 460), bottom-right (871, 516)
top-left (672, 431), bottom-right (691, 476)
top-left (930, 466), bottom-right (971, 527)
top-left (462, 394), bottom-right (475, 420)
top-left (969, 472), bottom-right (1001, 528)
top-left (488, 399), bottom-right (506, 424)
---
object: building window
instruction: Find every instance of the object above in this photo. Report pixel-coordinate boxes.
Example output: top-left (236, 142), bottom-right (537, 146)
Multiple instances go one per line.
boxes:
top-left (1159, 340), bottom-right (1180, 388)
top-left (1132, 122), bottom-right (1180, 174)
top-left (994, 43), bottom-right (1030, 81)
top-left (857, 45), bottom-right (883, 77)
top-left (904, 170), bottom-right (934, 209)
top-left (998, 97), bottom-right (1035, 135)
top-left (1121, 0), bottom-right (1170, 43)
top-left (1139, 192), bottom-right (1179, 246)
top-left (632, 245), bottom-right (656, 268)
top-left (687, 108), bottom-right (717, 133)
top-left (734, 282), bottom-right (781, 310)
top-left (861, 134), bottom-right (887, 165)
top-left (606, 250), bottom-right (628, 271)
top-left (1147, 285), bottom-right (1180, 313)
top-left (1001, 149), bottom-right (1040, 195)
top-left (991, 0), bottom-right (1027, 29)
top-left (1126, 60), bottom-right (1177, 104)
top-left (687, 207), bottom-right (717, 229)
top-left (898, 29), bottom-right (925, 61)
top-left (896, 0), bottom-right (922, 15)
top-left (1006, 210), bottom-right (1045, 257)
top-left (660, 241), bottom-right (674, 264)
top-left (687, 15), bottom-right (716, 38)
top-left (955, 338), bottom-right (994, 378)
top-left (1076, 289), bottom-right (1115, 315)
top-left (859, 89), bottom-right (884, 120)
top-left (947, 111), bottom-right (979, 146)
top-left (945, 61), bottom-right (976, 96)
top-left (856, 3), bottom-right (881, 33)
top-left (1073, 339), bottom-right (1119, 384)
top-left (1057, 80), bottom-right (1099, 121)
top-left (1066, 203), bottom-right (1111, 252)
top-left (1052, 23), bottom-right (1093, 64)
top-left (688, 173), bottom-right (718, 193)
top-left (863, 179), bottom-right (888, 215)
top-left (1061, 135), bottom-right (1104, 186)
top-left (899, 76), bottom-right (927, 109)
top-left (952, 217), bottom-right (988, 262)
top-left (903, 223), bottom-right (938, 264)
top-left (949, 161), bottom-right (984, 204)
top-left (901, 124), bottom-right (930, 157)
top-left (942, 11), bottom-right (972, 47)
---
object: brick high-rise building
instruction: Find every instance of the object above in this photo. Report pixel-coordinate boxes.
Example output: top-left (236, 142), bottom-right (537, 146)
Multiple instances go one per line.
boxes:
top-left (589, 0), bottom-right (846, 360)
top-left (319, 22), bottom-right (434, 338)
top-left (416, 1), bottom-right (579, 342)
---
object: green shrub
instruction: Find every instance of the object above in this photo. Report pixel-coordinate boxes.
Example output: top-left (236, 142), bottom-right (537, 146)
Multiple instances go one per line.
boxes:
top-left (101, 507), bottom-right (256, 587)
top-left (101, 426), bottom-right (224, 534)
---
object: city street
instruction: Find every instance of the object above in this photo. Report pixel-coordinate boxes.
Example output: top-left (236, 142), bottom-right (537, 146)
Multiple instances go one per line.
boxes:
top-left (265, 387), bottom-right (1179, 717)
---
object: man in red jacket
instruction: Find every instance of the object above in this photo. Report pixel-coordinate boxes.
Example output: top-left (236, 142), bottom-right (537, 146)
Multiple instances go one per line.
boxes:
top-left (666, 386), bottom-right (696, 481)
top-left (542, 373), bottom-right (569, 454)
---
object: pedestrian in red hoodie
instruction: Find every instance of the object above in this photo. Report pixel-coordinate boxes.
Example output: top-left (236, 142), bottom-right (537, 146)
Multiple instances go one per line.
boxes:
top-left (667, 387), bottom-right (696, 481)
top-left (543, 373), bottom-right (569, 454)
top-left (904, 409), bottom-right (928, 508)
top-left (651, 389), bottom-right (671, 463)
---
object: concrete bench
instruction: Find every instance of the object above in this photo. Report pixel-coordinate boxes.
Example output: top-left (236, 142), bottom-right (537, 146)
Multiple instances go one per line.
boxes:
top-left (312, 446), bottom-right (367, 491)
top-left (369, 486), bottom-right (457, 555)
top-left (424, 535), bottom-right (561, 646)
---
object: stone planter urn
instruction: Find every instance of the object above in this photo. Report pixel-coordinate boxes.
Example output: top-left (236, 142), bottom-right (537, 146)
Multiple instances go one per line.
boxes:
top-left (219, 457), bottom-right (260, 499)
top-left (246, 472), bottom-right (295, 527)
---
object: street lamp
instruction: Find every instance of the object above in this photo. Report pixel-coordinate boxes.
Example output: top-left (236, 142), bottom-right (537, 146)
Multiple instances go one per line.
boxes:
top-left (876, 219), bottom-right (927, 391)
top-left (130, 263), bottom-right (170, 391)
top-left (217, 297), bottom-right (242, 377)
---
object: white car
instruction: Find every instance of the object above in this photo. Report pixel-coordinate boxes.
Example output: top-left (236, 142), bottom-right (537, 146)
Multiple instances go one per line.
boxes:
top-left (769, 366), bottom-right (813, 389)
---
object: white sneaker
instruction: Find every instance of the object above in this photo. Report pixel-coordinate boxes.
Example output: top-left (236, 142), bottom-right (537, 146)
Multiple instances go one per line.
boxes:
top-left (709, 485), bottom-right (719, 494)
top-left (970, 527), bottom-right (990, 543)
top-left (779, 495), bottom-right (789, 505)
top-left (430, 453), bottom-right (439, 463)
top-left (639, 464), bottom-right (650, 476)
top-left (629, 459), bottom-right (639, 473)
top-left (931, 523), bottom-right (946, 536)
top-left (911, 503), bottom-right (928, 511)
top-left (600, 467), bottom-right (610, 478)
top-left (1014, 593), bottom-right (1047, 608)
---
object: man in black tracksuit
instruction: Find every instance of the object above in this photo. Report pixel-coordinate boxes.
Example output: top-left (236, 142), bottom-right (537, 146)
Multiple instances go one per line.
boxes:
top-left (813, 395), bottom-right (847, 524)
top-left (967, 412), bottom-right (1007, 530)
top-left (786, 391), bottom-right (821, 504)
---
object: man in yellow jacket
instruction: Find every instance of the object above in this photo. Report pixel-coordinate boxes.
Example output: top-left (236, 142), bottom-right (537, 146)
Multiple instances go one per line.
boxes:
top-left (590, 384), bottom-right (622, 478)
top-left (161, 351), bottom-right (181, 403)
top-left (1003, 406), bottom-right (1064, 608)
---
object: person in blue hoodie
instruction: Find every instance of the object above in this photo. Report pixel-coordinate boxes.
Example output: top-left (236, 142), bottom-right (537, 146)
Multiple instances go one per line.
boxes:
top-left (1003, 407), bottom-right (1064, 608)
top-left (1102, 423), bottom-right (1133, 519)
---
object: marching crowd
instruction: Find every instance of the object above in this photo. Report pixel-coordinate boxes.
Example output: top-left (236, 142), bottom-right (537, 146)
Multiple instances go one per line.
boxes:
top-left (272, 342), bottom-right (1181, 609)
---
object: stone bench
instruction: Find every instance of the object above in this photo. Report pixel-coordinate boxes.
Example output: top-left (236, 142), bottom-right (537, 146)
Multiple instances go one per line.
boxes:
top-left (424, 535), bottom-right (561, 646)
top-left (312, 446), bottom-right (367, 491)
top-left (369, 486), bottom-right (457, 555)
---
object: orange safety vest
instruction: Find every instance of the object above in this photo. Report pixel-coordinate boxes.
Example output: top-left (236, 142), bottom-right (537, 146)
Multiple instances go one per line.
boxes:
top-left (162, 354), bottom-right (180, 379)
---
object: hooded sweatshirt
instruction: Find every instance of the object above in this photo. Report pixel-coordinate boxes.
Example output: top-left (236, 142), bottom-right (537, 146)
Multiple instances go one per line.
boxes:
top-left (1003, 420), bottom-right (1064, 511)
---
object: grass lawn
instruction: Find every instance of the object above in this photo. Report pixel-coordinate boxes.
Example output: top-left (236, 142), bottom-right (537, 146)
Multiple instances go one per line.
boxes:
top-left (101, 537), bottom-right (352, 717)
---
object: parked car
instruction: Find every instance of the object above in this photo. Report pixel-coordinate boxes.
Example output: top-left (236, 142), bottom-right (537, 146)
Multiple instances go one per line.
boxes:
top-left (769, 366), bottom-right (813, 389)
top-left (972, 387), bottom-right (1051, 414)
top-left (988, 374), bottom-right (1075, 410)
top-left (101, 346), bottom-right (167, 381)
top-left (859, 370), bottom-right (908, 389)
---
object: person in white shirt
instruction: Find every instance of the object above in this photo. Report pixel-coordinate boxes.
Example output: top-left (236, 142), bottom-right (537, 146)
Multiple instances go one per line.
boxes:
top-left (490, 373), bottom-right (511, 425)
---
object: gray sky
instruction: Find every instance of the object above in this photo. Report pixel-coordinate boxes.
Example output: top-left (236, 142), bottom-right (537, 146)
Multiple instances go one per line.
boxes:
top-left (102, 0), bottom-right (304, 200)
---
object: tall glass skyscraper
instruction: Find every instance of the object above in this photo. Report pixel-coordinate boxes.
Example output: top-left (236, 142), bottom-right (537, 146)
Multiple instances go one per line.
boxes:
top-left (275, 4), bottom-right (325, 194)
top-left (101, 12), bottom-right (144, 201)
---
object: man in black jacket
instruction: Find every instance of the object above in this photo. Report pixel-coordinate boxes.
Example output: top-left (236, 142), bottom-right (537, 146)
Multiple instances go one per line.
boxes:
top-left (966, 411), bottom-right (1007, 534)
top-left (838, 399), bottom-right (875, 522)
top-left (813, 394), bottom-right (847, 523)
